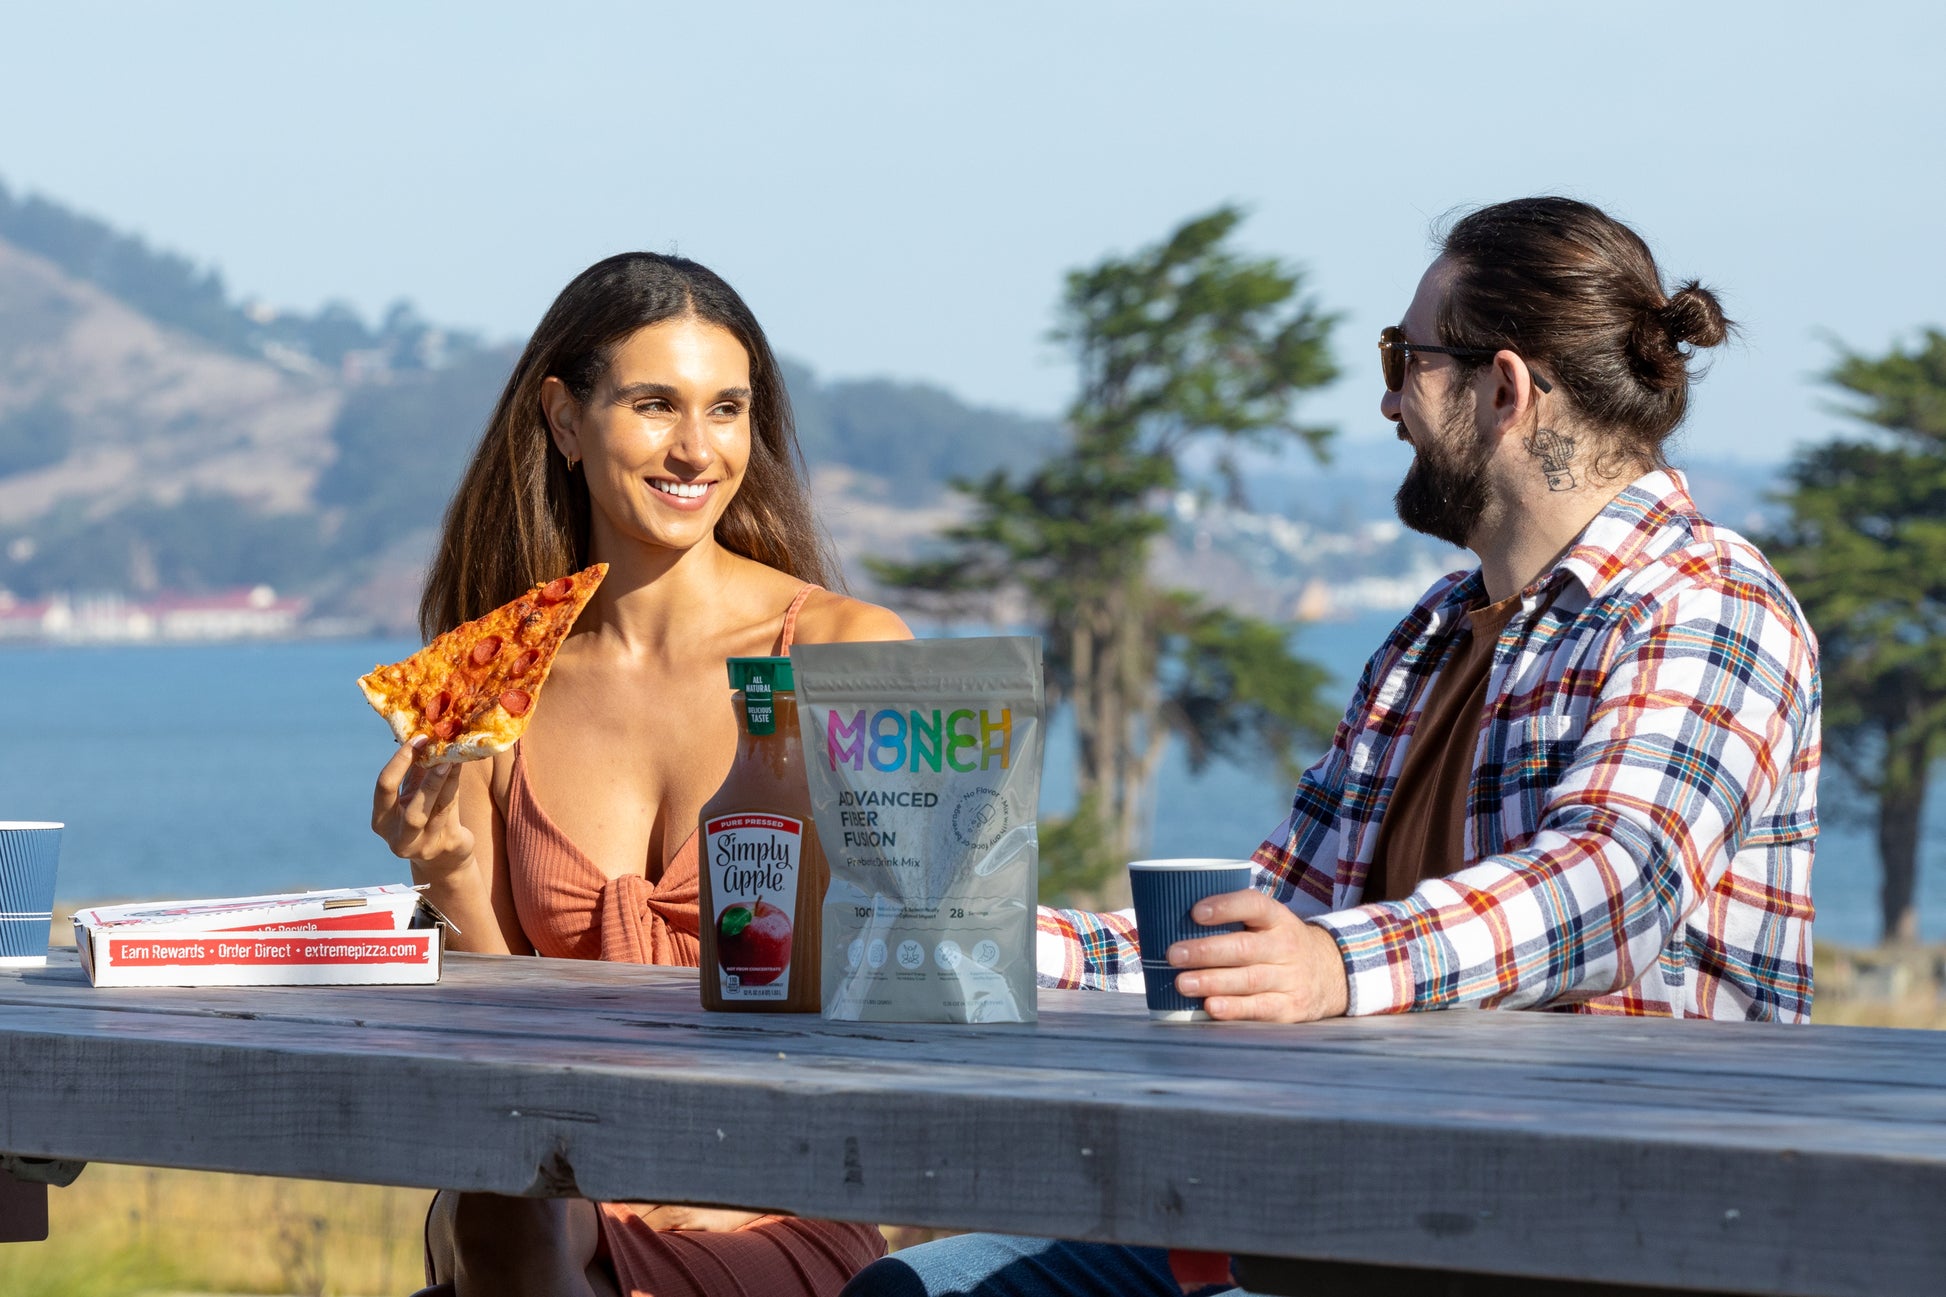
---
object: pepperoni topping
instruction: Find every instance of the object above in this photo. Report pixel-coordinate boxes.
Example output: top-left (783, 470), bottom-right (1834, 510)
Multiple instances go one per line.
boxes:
top-left (431, 716), bottom-right (462, 742)
top-left (425, 691), bottom-right (451, 723)
top-left (512, 648), bottom-right (542, 677)
top-left (500, 689), bottom-right (533, 717)
top-left (469, 635), bottom-right (503, 667)
top-left (539, 576), bottom-right (575, 604)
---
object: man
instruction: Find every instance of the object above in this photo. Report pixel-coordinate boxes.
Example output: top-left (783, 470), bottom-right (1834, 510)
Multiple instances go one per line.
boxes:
top-left (842, 197), bottom-right (1821, 1297)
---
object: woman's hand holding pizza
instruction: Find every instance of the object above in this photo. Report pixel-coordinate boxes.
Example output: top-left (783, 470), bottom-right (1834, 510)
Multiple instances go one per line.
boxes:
top-left (371, 739), bottom-right (475, 879)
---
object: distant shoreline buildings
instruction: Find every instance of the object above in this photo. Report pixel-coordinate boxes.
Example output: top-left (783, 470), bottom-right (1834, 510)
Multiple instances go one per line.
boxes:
top-left (0, 585), bottom-right (309, 643)
top-left (1163, 489), bottom-right (1464, 624)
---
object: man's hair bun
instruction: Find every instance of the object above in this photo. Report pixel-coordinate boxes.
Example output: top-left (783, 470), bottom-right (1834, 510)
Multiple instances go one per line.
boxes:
top-left (1627, 281), bottom-right (1730, 392)
top-left (1659, 281), bottom-right (1730, 350)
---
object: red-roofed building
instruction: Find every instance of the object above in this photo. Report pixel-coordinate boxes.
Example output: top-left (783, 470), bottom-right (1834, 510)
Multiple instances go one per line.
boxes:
top-left (0, 587), bottom-right (309, 643)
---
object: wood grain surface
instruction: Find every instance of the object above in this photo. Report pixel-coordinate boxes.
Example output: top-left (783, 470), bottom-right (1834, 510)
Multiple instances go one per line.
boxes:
top-left (4, 950), bottom-right (1943, 1296)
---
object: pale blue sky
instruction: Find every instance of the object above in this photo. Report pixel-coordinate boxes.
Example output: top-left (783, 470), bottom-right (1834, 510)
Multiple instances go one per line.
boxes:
top-left (1, 1), bottom-right (1940, 465)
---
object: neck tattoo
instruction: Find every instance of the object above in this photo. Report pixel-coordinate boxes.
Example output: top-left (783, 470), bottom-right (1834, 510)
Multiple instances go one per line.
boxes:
top-left (1525, 427), bottom-right (1579, 492)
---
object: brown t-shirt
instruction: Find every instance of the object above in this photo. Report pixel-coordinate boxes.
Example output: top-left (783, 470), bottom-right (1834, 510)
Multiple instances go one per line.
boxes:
top-left (1364, 589), bottom-right (1526, 905)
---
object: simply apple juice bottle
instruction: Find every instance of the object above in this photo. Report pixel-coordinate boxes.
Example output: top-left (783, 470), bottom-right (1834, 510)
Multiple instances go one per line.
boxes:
top-left (698, 656), bottom-right (826, 1012)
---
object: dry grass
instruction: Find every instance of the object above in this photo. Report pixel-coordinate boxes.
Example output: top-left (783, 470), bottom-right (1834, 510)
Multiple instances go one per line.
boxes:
top-left (1813, 998), bottom-right (1946, 1028)
top-left (1, 1166), bottom-right (431, 1297)
top-left (49, 902), bottom-right (82, 946)
top-left (1814, 941), bottom-right (1946, 1028)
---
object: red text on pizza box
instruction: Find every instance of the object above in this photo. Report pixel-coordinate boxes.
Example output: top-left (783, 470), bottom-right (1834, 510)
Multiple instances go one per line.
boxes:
top-left (72, 885), bottom-right (447, 987)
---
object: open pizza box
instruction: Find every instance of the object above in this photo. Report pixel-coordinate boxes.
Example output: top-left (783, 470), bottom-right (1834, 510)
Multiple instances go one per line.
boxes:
top-left (72, 884), bottom-right (450, 987)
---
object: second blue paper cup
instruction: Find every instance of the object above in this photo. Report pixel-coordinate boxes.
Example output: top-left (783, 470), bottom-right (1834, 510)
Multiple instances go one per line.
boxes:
top-left (1128, 858), bottom-right (1252, 1021)
top-left (0, 821), bottom-right (63, 968)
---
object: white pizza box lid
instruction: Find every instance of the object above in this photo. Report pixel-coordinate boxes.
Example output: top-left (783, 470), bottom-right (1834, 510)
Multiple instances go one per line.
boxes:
top-left (73, 884), bottom-right (427, 936)
top-left (72, 886), bottom-right (451, 987)
top-left (73, 919), bottom-right (446, 987)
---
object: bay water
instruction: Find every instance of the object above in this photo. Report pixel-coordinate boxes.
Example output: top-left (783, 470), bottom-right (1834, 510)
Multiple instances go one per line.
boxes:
top-left (0, 620), bottom-right (1922, 946)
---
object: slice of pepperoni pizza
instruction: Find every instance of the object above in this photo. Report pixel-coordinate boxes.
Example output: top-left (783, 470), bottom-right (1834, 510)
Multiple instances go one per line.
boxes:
top-left (358, 563), bottom-right (607, 765)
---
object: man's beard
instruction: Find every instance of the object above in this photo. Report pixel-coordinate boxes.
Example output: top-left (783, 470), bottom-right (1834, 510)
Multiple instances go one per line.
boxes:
top-left (1394, 391), bottom-right (1492, 549)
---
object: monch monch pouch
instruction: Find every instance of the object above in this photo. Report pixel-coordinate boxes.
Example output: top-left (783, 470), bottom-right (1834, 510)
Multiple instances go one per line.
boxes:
top-left (793, 636), bottom-right (1041, 1023)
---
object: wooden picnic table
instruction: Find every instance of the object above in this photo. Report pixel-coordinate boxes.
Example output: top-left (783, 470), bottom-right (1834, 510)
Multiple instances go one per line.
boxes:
top-left (3, 948), bottom-right (1944, 1297)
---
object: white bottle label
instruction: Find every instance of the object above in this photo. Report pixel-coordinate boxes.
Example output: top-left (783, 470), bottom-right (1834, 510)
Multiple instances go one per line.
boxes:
top-left (704, 812), bottom-right (803, 1001)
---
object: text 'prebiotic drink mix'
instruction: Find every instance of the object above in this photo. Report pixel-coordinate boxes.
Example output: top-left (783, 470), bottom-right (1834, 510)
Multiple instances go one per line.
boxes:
top-left (793, 637), bottom-right (1042, 1023)
top-left (697, 657), bottom-right (827, 1013)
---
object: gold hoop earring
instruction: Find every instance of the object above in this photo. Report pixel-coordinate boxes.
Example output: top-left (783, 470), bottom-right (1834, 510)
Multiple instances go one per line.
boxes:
top-left (566, 454), bottom-right (579, 472)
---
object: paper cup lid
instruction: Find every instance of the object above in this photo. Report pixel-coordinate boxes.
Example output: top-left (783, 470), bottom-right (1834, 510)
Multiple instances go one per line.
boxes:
top-left (1127, 858), bottom-right (1250, 871)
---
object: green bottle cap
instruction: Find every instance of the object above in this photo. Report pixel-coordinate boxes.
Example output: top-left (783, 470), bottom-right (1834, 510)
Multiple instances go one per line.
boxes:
top-left (726, 656), bottom-right (793, 735)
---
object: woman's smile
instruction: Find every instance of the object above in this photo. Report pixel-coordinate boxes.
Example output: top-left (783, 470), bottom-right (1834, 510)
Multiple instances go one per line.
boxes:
top-left (646, 477), bottom-right (716, 510)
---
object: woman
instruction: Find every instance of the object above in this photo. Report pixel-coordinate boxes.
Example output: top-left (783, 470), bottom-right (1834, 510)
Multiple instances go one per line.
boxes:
top-left (372, 252), bottom-right (908, 1297)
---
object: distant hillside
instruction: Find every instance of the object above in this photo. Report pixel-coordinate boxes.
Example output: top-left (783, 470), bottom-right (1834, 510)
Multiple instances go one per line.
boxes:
top-left (0, 177), bottom-right (475, 372)
top-left (0, 236), bottom-right (342, 528)
top-left (0, 181), bottom-right (1064, 631)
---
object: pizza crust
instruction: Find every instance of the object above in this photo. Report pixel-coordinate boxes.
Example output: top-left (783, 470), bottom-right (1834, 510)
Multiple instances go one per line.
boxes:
top-left (356, 679), bottom-right (415, 743)
top-left (427, 733), bottom-right (500, 766)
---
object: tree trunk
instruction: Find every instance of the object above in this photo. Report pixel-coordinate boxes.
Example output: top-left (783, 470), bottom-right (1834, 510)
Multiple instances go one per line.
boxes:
top-left (1072, 619), bottom-right (1099, 807)
top-left (1087, 580), bottom-right (1164, 907)
top-left (1120, 595), bottom-right (1165, 863)
top-left (1060, 578), bottom-right (1172, 909)
top-left (1097, 588), bottom-right (1131, 860)
top-left (1069, 596), bottom-right (1128, 879)
top-left (1877, 724), bottom-right (1928, 945)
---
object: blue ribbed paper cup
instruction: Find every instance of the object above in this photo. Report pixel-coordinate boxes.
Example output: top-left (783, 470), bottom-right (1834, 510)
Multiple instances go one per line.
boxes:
top-left (0, 822), bottom-right (63, 967)
top-left (1128, 858), bottom-right (1252, 1021)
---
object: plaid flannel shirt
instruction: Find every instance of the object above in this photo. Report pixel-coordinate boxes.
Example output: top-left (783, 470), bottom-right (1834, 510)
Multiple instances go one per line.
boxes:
top-left (1037, 469), bottom-right (1821, 1021)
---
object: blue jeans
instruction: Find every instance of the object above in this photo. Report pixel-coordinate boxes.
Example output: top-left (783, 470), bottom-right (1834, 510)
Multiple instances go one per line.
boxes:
top-left (839, 1234), bottom-right (1243, 1297)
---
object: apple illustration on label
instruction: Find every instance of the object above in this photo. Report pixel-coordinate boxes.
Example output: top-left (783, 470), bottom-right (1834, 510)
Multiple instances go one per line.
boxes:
top-left (717, 900), bottom-right (792, 985)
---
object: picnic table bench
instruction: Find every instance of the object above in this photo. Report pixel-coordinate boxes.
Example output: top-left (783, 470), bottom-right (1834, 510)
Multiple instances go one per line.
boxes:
top-left (4, 948), bottom-right (1944, 1296)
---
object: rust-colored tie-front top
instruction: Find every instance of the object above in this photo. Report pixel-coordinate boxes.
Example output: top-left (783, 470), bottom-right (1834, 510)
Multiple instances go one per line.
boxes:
top-left (505, 748), bottom-right (705, 963)
top-left (506, 585), bottom-right (817, 965)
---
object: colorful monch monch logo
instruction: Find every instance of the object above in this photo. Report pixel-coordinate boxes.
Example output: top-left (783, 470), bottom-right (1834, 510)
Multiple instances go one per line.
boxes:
top-left (825, 707), bottom-right (1013, 772)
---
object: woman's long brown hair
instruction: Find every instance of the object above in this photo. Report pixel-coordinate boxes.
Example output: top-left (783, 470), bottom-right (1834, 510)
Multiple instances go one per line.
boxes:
top-left (418, 253), bottom-right (838, 639)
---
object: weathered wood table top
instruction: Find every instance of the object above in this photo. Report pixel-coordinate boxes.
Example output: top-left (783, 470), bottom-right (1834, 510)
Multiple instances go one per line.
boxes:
top-left (4, 949), bottom-right (1945, 1297)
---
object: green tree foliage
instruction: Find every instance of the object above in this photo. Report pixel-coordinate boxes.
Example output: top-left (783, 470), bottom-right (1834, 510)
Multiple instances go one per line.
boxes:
top-left (1768, 329), bottom-right (1946, 942)
top-left (1159, 595), bottom-right (1336, 787)
top-left (873, 207), bottom-right (1341, 903)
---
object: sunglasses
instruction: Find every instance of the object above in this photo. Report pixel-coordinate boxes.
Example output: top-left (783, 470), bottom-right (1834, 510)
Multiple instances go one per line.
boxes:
top-left (1379, 325), bottom-right (1553, 394)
